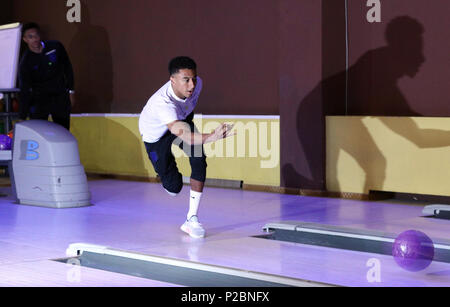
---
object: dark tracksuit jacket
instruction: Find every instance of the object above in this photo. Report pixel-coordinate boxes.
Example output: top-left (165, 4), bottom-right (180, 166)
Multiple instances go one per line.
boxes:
top-left (18, 40), bottom-right (74, 129)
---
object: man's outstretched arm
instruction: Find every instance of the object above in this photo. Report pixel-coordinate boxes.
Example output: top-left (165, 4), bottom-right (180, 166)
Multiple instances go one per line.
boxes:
top-left (167, 120), bottom-right (234, 145)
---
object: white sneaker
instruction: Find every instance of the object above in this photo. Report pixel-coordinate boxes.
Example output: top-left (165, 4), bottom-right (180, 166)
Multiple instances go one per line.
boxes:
top-left (164, 188), bottom-right (178, 197)
top-left (180, 216), bottom-right (206, 238)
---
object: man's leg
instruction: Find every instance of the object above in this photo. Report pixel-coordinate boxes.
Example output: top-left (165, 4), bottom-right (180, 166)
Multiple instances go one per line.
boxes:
top-left (50, 93), bottom-right (71, 130)
top-left (185, 154), bottom-right (207, 221)
top-left (51, 114), bottom-right (71, 130)
top-left (30, 94), bottom-right (51, 121)
top-left (145, 132), bottom-right (205, 238)
top-left (144, 132), bottom-right (183, 195)
top-left (30, 111), bottom-right (49, 121)
top-left (182, 112), bottom-right (208, 194)
top-left (190, 178), bottom-right (204, 193)
top-left (177, 116), bottom-right (208, 237)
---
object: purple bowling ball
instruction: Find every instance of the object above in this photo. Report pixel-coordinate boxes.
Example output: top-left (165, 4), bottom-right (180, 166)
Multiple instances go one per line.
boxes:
top-left (392, 230), bottom-right (434, 272)
top-left (0, 135), bottom-right (11, 150)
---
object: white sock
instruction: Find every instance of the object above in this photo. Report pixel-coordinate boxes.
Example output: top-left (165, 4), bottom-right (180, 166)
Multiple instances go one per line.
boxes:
top-left (187, 190), bottom-right (202, 221)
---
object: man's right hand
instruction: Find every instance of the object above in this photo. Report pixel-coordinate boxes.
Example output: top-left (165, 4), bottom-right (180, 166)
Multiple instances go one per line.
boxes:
top-left (206, 123), bottom-right (235, 143)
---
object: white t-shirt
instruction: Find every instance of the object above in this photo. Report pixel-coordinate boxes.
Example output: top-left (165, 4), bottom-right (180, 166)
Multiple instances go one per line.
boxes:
top-left (139, 77), bottom-right (203, 143)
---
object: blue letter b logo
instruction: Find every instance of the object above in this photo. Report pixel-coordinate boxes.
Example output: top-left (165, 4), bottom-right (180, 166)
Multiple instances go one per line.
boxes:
top-left (20, 140), bottom-right (40, 160)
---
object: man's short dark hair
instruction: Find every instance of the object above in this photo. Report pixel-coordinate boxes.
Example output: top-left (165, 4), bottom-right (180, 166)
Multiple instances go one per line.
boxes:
top-left (168, 56), bottom-right (196, 76)
top-left (22, 22), bottom-right (40, 37)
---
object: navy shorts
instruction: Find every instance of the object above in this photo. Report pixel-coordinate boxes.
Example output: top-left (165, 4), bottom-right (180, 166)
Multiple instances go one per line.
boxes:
top-left (144, 113), bottom-right (207, 194)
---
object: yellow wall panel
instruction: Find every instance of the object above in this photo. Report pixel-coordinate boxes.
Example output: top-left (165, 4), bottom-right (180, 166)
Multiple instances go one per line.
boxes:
top-left (327, 116), bottom-right (450, 196)
top-left (70, 115), bottom-right (280, 186)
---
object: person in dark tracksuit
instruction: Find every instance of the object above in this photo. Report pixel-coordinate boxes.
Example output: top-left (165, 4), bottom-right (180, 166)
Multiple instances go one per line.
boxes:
top-left (18, 22), bottom-right (75, 130)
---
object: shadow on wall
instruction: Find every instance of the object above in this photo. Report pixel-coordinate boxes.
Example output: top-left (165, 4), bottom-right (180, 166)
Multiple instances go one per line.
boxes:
top-left (0, 1), bottom-right (13, 27)
top-left (68, 0), bottom-right (113, 113)
top-left (283, 16), bottom-right (450, 194)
